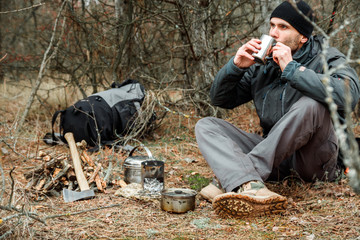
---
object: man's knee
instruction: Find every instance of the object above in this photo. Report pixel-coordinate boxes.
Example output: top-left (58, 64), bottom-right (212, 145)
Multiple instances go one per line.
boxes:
top-left (195, 117), bottom-right (219, 135)
top-left (292, 96), bottom-right (328, 118)
top-left (195, 117), bottom-right (217, 137)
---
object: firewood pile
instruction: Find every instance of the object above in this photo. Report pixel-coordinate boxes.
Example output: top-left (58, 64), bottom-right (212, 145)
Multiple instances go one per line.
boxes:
top-left (25, 149), bottom-right (124, 197)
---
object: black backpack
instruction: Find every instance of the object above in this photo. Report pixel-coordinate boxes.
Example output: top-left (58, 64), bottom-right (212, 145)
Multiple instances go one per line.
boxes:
top-left (48, 79), bottom-right (145, 147)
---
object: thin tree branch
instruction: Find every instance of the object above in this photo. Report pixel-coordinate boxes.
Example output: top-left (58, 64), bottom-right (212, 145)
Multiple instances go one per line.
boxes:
top-left (0, 2), bottom-right (44, 14)
top-left (0, 53), bottom-right (7, 62)
top-left (176, 1), bottom-right (199, 61)
top-left (0, 162), bottom-right (4, 202)
top-left (0, 139), bottom-right (26, 159)
top-left (7, 167), bottom-right (15, 207)
top-left (327, 0), bottom-right (341, 34)
top-left (16, 0), bottom-right (67, 134)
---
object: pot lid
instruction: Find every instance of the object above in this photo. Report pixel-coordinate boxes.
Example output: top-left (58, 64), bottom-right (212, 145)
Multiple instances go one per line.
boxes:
top-left (161, 188), bottom-right (197, 198)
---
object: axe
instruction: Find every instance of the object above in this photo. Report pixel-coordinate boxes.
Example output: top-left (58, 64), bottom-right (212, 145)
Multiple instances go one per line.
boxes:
top-left (62, 132), bottom-right (95, 202)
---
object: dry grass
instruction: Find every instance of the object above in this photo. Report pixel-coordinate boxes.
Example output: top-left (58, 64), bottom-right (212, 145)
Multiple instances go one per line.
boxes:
top-left (1, 81), bottom-right (360, 239)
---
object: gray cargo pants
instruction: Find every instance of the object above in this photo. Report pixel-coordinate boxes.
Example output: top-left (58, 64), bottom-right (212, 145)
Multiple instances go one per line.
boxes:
top-left (195, 96), bottom-right (340, 192)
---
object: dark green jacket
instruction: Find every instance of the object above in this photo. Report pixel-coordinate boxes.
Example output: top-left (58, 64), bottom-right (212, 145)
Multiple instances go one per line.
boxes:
top-left (211, 35), bottom-right (360, 136)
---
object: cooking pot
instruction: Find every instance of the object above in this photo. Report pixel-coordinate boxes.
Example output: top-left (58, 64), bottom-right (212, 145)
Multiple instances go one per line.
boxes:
top-left (141, 160), bottom-right (165, 194)
top-left (123, 146), bottom-right (154, 184)
top-left (160, 188), bottom-right (197, 213)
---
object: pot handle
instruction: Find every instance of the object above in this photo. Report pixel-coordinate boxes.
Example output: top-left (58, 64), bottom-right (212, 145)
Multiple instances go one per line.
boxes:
top-left (128, 145), bottom-right (154, 159)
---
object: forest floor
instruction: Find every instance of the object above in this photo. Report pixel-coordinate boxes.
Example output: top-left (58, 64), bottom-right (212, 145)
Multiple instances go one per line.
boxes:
top-left (1, 82), bottom-right (360, 240)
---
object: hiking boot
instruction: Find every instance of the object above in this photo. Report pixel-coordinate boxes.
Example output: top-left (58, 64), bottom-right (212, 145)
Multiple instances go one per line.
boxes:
top-left (212, 181), bottom-right (287, 218)
top-left (199, 183), bottom-right (224, 203)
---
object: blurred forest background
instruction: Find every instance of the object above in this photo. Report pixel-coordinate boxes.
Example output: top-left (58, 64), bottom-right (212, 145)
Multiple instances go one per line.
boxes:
top-left (0, 0), bottom-right (359, 118)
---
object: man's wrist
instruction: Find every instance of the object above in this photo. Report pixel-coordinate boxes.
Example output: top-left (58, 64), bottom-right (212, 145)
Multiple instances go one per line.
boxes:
top-left (230, 57), bottom-right (248, 73)
top-left (281, 60), bottom-right (301, 80)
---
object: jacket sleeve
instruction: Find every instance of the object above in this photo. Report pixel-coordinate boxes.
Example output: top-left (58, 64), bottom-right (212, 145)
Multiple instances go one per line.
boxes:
top-left (282, 49), bottom-right (360, 110)
top-left (210, 57), bottom-right (254, 109)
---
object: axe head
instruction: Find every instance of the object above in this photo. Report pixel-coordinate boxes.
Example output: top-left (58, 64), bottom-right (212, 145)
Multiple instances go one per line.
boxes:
top-left (63, 188), bottom-right (95, 203)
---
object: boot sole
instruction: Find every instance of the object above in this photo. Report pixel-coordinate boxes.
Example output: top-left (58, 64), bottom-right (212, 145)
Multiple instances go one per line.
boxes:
top-left (213, 192), bottom-right (288, 218)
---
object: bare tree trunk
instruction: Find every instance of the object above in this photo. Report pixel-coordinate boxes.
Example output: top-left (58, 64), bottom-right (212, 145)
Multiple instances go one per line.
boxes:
top-left (0, 0), bottom-right (3, 83)
top-left (82, 1), bottom-right (98, 93)
top-left (112, 0), bottom-right (133, 83)
top-left (191, 2), bottom-right (216, 87)
top-left (176, 1), bottom-right (216, 110)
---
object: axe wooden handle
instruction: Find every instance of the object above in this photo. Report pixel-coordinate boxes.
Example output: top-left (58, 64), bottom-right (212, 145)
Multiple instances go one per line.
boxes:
top-left (64, 133), bottom-right (90, 191)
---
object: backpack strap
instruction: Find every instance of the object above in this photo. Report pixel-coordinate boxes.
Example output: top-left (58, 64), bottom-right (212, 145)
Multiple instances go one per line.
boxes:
top-left (51, 110), bottom-right (64, 145)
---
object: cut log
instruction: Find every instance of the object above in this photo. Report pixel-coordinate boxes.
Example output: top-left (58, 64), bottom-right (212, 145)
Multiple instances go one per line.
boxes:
top-left (66, 169), bottom-right (76, 181)
top-left (81, 151), bottom-right (95, 167)
top-left (24, 155), bottom-right (66, 179)
top-left (52, 168), bottom-right (62, 178)
top-left (88, 164), bottom-right (102, 184)
top-left (35, 178), bottom-right (46, 191)
top-left (95, 175), bottom-right (103, 192)
top-left (43, 163), bottom-right (71, 191)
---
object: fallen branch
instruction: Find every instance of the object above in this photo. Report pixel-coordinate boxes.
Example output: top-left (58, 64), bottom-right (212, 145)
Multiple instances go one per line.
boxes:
top-left (44, 203), bottom-right (121, 220)
top-left (0, 228), bottom-right (14, 240)
top-left (0, 205), bottom-right (46, 225)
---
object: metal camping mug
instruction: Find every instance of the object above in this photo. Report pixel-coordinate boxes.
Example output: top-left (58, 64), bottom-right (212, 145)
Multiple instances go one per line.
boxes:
top-left (252, 34), bottom-right (276, 64)
top-left (141, 160), bottom-right (165, 194)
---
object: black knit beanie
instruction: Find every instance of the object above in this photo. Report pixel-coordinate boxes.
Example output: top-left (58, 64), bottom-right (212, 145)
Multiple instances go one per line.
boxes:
top-left (270, 1), bottom-right (315, 38)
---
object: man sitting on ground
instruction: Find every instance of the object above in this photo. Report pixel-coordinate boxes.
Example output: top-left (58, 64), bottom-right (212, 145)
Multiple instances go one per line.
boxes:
top-left (195, 0), bottom-right (360, 218)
